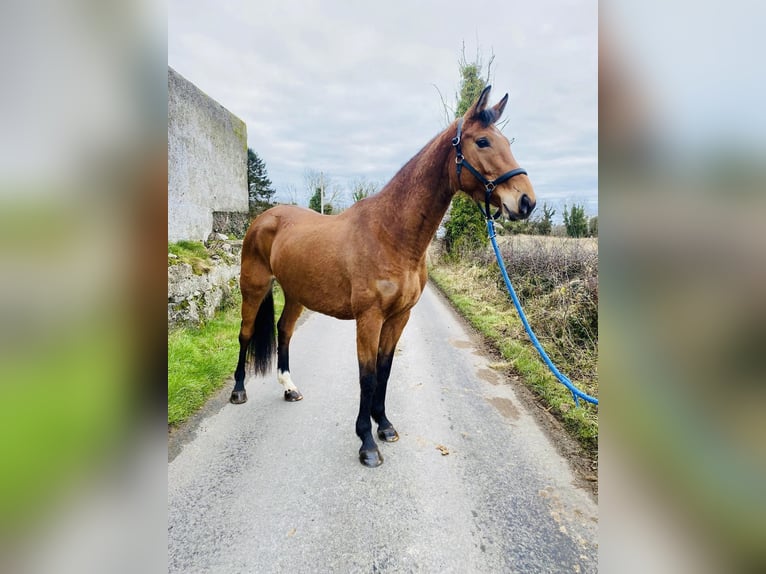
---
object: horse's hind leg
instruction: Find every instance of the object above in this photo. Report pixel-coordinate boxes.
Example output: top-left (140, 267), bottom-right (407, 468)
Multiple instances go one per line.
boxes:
top-left (231, 332), bottom-right (251, 404)
top-left (371, 310), bottom-right (410, 443)
top-left (231, 277), bottom-right (275, 404)
top-left (276, 296), bottom-right (304, 401)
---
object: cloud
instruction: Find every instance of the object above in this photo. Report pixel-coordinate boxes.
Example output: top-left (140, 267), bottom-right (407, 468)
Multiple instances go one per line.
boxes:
top-left (169, 0), bottom-right (597, 211)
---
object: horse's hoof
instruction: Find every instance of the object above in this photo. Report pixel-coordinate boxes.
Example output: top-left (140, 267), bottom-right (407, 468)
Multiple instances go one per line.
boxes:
top-left (230, 390), bottom-right (247, 404)
top-left (359, 448), bottom-right (383, 467)
top-left (284, 389), bottom-right (303, 402)
top-left (377, 426), bottom-right (399, 442)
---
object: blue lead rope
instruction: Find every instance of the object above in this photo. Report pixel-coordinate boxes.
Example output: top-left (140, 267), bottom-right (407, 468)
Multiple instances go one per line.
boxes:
top-left (486, 219), bottom-right (598, 406)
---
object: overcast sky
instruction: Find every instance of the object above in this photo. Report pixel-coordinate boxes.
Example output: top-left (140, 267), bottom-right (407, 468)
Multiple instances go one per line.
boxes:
top-left (169, 0), bottom-right (597, 219)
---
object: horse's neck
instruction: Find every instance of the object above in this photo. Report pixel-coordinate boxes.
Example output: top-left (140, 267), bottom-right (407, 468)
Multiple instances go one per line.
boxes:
top-left (371, 128), bottom-right (456, 259)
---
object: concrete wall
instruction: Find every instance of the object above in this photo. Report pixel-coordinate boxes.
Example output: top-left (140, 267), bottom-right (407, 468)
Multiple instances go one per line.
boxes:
top-left (168, 67), bottom-right (248, 243)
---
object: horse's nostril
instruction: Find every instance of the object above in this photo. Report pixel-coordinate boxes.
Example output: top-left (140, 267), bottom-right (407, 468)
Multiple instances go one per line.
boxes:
top-left (519, 194), bottom-right (532, 216)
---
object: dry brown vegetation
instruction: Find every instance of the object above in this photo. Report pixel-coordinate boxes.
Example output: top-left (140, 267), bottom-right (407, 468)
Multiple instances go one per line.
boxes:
top-left (489, 235), bottom-right (598, 383)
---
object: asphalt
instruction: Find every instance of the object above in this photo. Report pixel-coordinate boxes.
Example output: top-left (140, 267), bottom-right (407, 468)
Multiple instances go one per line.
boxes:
top-left (168, 283), bottom-right (598, 573)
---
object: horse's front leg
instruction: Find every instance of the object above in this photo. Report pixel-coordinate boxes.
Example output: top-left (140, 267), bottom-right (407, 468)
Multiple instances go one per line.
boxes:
top-left (371, 310), bottom-right (411, 443)
top-left (355, 312), bottom-right (384, 467)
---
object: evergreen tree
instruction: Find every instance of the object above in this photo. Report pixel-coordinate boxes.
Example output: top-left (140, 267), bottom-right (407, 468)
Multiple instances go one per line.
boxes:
top-left (443, 52), bottom-right (492, 256)
top-left (537, 202), bottom-right (555, 236)
top-left (304, 170), bottom-right (340, 213)
top-left (247, 148), bottom-right (276, 215)
top-left (308, 187), bottom-right (333, 214)
top-left (563, 204), bottom-right (588, 237)
top-left (588, 215), bottom-right (598, 237)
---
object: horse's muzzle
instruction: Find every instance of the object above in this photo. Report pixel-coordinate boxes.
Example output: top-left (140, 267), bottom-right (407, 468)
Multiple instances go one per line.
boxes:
top-left (518, 194), bottom-right (535, 218)
top-left (502, 193), bottom-right (536, 221)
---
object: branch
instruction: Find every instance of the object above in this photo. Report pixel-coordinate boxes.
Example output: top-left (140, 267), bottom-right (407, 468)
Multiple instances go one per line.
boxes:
top-left (485, 51), bottom-right (496, 84)
top-left (432, 83), bottom-right (454, 126)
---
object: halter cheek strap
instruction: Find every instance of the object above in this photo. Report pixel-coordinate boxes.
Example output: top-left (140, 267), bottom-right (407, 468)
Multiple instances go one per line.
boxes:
top-left (451, 118), bottom-right (528, 220)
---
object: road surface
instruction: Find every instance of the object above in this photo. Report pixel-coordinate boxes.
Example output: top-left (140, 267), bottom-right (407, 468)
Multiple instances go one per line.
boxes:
top-left (168, 283), bottom-right (598, 573)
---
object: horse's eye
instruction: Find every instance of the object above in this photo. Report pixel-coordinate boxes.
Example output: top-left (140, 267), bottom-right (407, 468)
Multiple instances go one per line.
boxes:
top-left (476, 138), bottom-right (490, 148)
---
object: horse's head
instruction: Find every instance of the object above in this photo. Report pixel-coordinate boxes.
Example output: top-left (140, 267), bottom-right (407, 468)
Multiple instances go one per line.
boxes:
top-left (452, 85), bottom-right (536, 220)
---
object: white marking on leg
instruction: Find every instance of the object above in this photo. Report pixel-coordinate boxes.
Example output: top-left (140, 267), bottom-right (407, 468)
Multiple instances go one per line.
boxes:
top-left (278, 370), bottom-right (298, 392)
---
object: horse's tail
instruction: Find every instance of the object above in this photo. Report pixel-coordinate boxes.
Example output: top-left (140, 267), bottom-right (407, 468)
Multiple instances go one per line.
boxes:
top-left (247, 283), bottom-right (276, 376)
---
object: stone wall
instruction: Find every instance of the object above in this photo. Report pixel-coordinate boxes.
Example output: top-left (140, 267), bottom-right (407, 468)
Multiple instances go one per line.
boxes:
top-left (168, 67), bottom-right (248, 243)
top-left (212, 211), bottom-right (252, 239)
top-left (168, 238), bottom-right (242, 327)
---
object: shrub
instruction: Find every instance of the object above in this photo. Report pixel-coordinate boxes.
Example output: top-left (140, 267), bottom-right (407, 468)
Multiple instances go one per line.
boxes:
top-left (588, 216), bottom-right (598, 237)
top-left (563, 204), bottom-right (588, 238)
top-left (443, 194), bottom-right (488, 256)
top-left (472, 235), bottom-right (598, 381)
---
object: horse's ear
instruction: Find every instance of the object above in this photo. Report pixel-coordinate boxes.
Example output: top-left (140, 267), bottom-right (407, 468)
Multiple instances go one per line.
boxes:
top-left (469, 85), bottom-right (501, 125)
top-left (492, 93), bottom-right (509, 121)
top-left (468, 85), bottom-right (492, 116)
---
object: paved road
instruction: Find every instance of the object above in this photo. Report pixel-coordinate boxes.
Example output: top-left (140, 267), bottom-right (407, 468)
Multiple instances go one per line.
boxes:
top-left (168, 284), bottom-right (598, 573)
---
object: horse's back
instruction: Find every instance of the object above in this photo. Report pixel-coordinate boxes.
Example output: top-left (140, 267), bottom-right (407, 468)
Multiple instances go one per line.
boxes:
top-left (242, 205), bottom-right (325, 261)
top-left (246, 204), bottom-right (322, 234)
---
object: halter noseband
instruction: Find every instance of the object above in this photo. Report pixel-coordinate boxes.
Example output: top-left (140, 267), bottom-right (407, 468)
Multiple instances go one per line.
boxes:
top-left (451, 118), bottom-right (528, 220)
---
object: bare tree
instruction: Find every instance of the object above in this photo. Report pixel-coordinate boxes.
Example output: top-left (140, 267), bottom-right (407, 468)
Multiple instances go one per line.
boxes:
top-left (304, 169), bottom-right (342, 214)
top-left (432, 83), bottom-right (454, 128)
top-left (350, 177), bottom-right (380, 203)
top-left (282, 183), bottom-right (301, 206)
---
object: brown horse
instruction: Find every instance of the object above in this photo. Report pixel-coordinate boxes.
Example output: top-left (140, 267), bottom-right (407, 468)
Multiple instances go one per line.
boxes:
top-left (230, 85), bottom-right (536, 467)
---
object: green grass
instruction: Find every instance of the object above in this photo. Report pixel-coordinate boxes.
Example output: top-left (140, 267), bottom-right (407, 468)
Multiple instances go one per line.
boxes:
top-left (429, 265), bottom-right (598, 454)
top-left (168, 285), bottom-right (285, 425)
top-left (168, 240), bottom-right (212, 275)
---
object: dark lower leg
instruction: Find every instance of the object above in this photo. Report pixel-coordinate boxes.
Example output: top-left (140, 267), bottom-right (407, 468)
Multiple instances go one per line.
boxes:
top-left (371, 353), bottom-right (393, 428)
top-left (276, 342), bottom-right (289, 374)
top-left (371, 352), bottom-right (399, 442)
top-left (356, 366), bottom-right (380, 465)
top-left (230, 334), bottom-right (249, 403)
top-left (370, 310), bottom-right (409, 441)
top-left (355, 313), bottom-right (383, 466)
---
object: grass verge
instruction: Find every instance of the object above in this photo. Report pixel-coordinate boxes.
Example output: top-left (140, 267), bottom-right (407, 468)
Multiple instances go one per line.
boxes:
top-left (429, 263), bottom-right (598, 454)
top-left (168, 284), bottom-right (285, 426)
